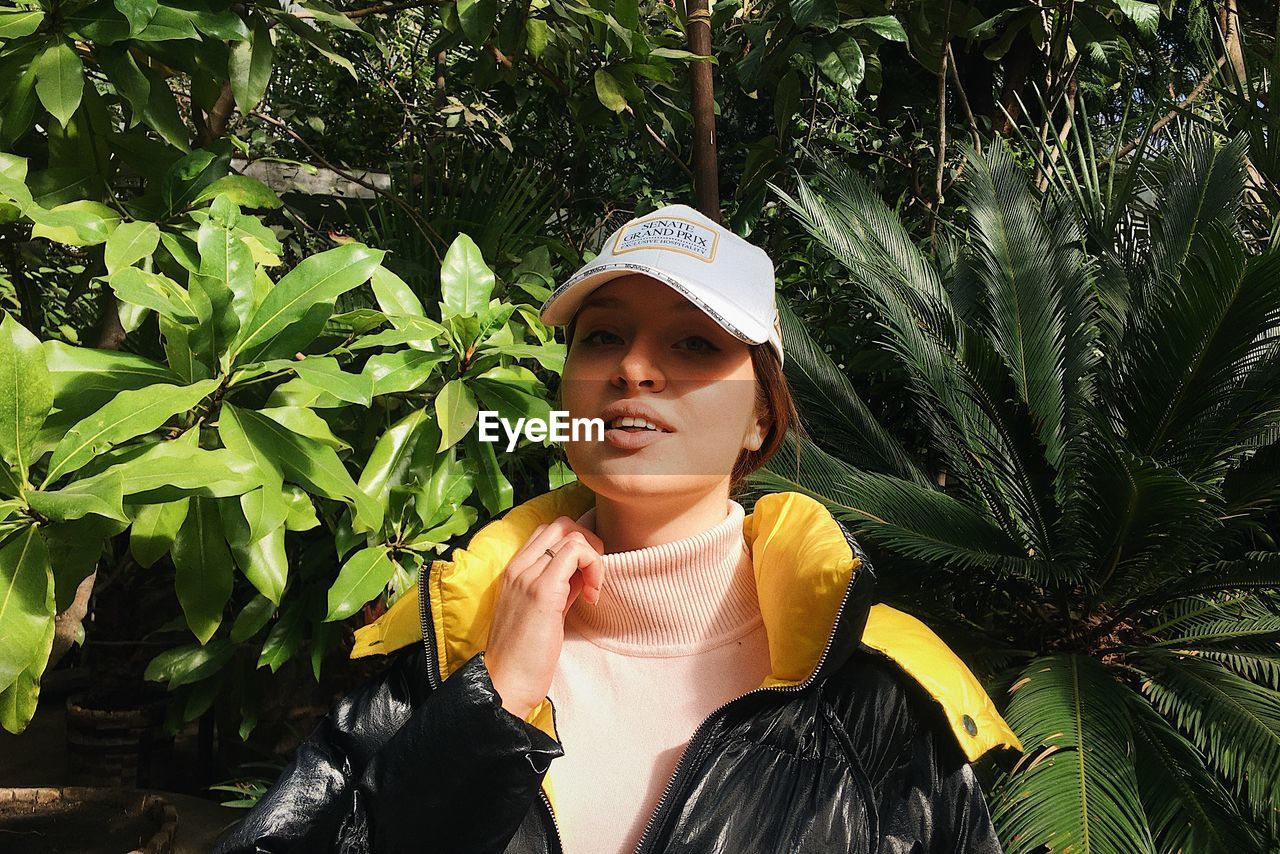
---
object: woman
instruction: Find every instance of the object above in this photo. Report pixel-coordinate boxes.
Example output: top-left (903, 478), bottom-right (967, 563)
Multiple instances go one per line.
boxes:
top-left (212, 204), bottom-right (1022, 854)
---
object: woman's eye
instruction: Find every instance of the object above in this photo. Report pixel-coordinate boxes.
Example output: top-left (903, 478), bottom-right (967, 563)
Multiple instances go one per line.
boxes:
top-left (581, 329), bottom-right (620, 345)
top-left (680, 336), bottom-right (720, 352)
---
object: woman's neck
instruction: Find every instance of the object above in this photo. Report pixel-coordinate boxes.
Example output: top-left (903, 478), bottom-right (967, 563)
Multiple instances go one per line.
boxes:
top-left (588, 485), bottom-right (734, 554)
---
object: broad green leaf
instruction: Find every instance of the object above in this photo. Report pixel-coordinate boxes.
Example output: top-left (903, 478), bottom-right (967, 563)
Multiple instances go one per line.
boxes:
top-left (593, 68), bottom-right (628, 112)
top-left (813, 31), bottom-right (865, 95)
top-left (237, 486), bottom-right (289, 545)
top-left (0, 313), bottom-right (52, 474)
top-left (282, 485), bottom-right (318, 531)
top-left (232, 243), bottom-right (384, 364)
top-left (435, 379), bottom-right (478, 452)
top-left (171, 496), bottom-right (233, 644)
top-left (526, 18), bottom-right (550, 58)
top-left (370, 265), bottom-right (425, 318)
top-left (790, 0), bottom-right (837, 30)
top-left (143, 639), bottom-right (233, 688)
top-left (129, 498), bottom-right (190, 567)
top-left (228, 15), bottom-right (274, 114)
top-left (221, 404), bottom-right (382, 534)
top-left (107, 267), bottom-right (200, 323)
top-left (230, 521), bottom-right (288, 604)
top-left (846, 15), bottom-right (907, 41)
top-left (43, 515), bottom-right (119, 613)
top-left (464, 428), bottom-right (513, 515)
top-left (43, 378), bottom-right (219, 485)
top-left (192, 175), bottom-right (281, 210)
top-left (413, 453), bottom-right (473, 530)
top-left (358, 407), bottom-right (434, 508)
top-left (230, 594), bottom-right (275, 643)
top-left (349, 316), bottom-right (445, 350)
top-left (43, 341), bottom-right (179, 415)
top-left (324, 545), bottom-right (395, 621)
top-left (0, 10), bottom-right (44, 39)
top-left (83, 442), bottom-right (259, 500)
top-left (0, 527), bottom-right (53, 694)
top-left (293, 357), bottom-right (373, 406)
top-left (32, 40), bottom-right (84, 127)
top-left (257, 597), bottom-right (302, 671)
top-left (29, 200), bottom-right (119, 246)
top-left (114, 0), bottom-right (158, 35)
top-left (197, 219), bottom-right (255, 326)
top-left (259, 406), bottom-right (349, 451)
top-left (439, 234), bottom-right (493, 319)
top-left (362, 350), bottom-right (448, 396)
top-left (26, 470), bottom-right (128, 522)
top-left (457, 0), bottom-right (497, 44)
top-left (104, 220), bottom-right (160, 273)
top-left (413, 504), bottom-right (478, 547)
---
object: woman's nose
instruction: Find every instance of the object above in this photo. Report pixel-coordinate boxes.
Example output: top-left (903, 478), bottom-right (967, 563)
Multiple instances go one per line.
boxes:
top-left (613, 341), bottom-right (666, 389)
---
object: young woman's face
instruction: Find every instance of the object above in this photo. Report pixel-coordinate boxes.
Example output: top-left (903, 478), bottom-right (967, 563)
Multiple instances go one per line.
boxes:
top-left (559, 274), bottom-right (768, 503)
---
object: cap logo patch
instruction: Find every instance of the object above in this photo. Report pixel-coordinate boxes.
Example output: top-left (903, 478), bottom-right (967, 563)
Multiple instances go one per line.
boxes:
top-left (613, 216), bottom-right (719, 262)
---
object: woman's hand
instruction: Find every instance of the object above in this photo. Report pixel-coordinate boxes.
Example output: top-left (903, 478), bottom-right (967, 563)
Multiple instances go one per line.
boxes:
top-left (484, 517), bottom-right (605, 721)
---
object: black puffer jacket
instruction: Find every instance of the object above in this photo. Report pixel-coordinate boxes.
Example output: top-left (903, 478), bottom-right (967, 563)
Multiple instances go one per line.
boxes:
top-left (213, 483), bottom-right (1023, 854)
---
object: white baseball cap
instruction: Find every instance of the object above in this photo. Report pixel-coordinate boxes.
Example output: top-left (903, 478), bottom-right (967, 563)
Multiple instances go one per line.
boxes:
top-left (538, 203), bottom-right (784, 367)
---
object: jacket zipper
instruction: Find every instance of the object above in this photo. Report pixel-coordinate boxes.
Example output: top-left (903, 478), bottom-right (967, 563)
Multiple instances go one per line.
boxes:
top-left (630, 519), bottom-right (869, 854)
top-left (419, 521), bottom-right (869, 854)
top-left (417, 559), bottom-right (567, 854)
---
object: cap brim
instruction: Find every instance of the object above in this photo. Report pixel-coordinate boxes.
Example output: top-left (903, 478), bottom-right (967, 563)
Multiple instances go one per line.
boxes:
top-left (538, 263), bottom-right (773, 344)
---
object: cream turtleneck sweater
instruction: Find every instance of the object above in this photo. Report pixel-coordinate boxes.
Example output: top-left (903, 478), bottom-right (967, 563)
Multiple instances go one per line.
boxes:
top-left (543, 498), bottom-right (772, 853)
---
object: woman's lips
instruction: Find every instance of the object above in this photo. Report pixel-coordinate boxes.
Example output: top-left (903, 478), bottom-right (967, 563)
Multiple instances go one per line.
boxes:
top-left (603, 426), bottom-right (673, 450)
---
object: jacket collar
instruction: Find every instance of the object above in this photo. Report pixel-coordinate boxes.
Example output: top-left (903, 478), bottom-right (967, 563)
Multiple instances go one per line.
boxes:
top-left (351, 480), bottom-right (1023, 764)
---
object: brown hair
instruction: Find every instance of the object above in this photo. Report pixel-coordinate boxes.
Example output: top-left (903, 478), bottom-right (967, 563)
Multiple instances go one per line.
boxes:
top-left (559, 315), bottom-right (807, 496)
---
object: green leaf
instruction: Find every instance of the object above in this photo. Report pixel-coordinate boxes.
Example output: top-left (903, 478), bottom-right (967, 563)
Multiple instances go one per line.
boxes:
top-left (435, 379), bottom-right (478, 452)
top-left (464, 428), bottom-right (512, 515)
top-left (171, 496), bottom-right (233, 644)
top-left (107, 267), bottom-right (200, 323)
top-left (526, 18), bottom-right (550, 58)
top-left (221, 404), bottom-right (382, 534)
top-left (789, 0), bottom-right (837, 30)
top-left (370, 265), bottom-right (425, 317)
top-left (259, 406), bottom-right (349, 451)
top-left (0, 10), bottom-right (43, 38)
top-left (325, 545), bottom-right (395, 622)
top-left (114, 0), bottom-right (158, 35)
top-left (593, 68), bottom-right (628, 112)
top-left (236, 485), bottom-right (289, 545)
top-left (457, 0), bottom-right (497, 44)
top-left (846, 15), bottom-right (906, 41)
top-left (0, 527), bottom-right (53, 695)
top-left (143, 639), bottom-right (233, 688)
top-left (81, 440), bottom-right (259, 500)
top-left (293, 357), bottom-right (373, 406)
top-left (349, 316), bottom-right (445, 350)
top-left (192, 175), bottom-right (281, 210)
top-left (129, 498), bottom-right (190, 567)
top-left (228, 14), bottom-right (274, 113)
top-left (232, 242), bottom-right (384, 364)
top-left (33, 40), bottom-right (84, 127)
top-left (0, 313), bottom-right (52, 474)
top-left (43, 378), bottom-right (219, 486)
top-left (438, 234), bottom-right (494, 319)
top-left (29, 200), bottom-right (119, 246)
top-left (104, 221), bottom-right (160, 274)
top-left (43, 341), bottom-right (180, 416)
top-left (413, 453), bottom-right (474, 530)
top-left (362, 350), bottom-right (447, 396)
top-left (26, 470), bottom-right (128, 522)
top-left (282, 485), bottom-right (318, 531)
top-left (358, 407), bottom-right (435, 509)
top-left (230, 521), bottom-right (288, 604)
top-left (812, 31), bottom-right (865, 95)
top-left (230, 594), bottom-right (275, 642)
top-left (197, 218), bottom-right (255, 327)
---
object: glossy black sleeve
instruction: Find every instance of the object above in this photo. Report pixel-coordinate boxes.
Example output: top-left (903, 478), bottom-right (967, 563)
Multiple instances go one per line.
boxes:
top-left (210, 648), bottom-right (564, 854)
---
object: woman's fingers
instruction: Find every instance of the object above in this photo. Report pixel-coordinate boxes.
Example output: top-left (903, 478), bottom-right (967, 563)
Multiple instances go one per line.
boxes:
top-left (531, 533), bottom-right (605, 609)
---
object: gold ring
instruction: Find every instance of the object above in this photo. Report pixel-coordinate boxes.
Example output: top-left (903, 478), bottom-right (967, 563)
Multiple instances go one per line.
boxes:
top-left (544, 547), bottom-right (557, 559)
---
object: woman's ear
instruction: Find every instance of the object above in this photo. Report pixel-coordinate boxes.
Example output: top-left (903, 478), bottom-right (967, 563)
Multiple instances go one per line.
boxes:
top-left (744, 403), bottom-right (771, 453)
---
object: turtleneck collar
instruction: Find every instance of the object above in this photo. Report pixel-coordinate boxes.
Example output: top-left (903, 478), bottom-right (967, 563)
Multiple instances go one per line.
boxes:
top-left (565, 498), bottom-right (762, 657)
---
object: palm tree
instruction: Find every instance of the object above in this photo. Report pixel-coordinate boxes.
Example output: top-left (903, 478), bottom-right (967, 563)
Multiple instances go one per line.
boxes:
top-left (750, 132), bottom-right (1280, 851)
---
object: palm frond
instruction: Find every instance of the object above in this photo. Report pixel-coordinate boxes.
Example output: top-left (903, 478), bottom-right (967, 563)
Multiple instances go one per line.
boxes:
top-left (990, 654), bottom-right (1155, 854)
top-left (1125, 688), bottom-right (1264, 852)
top-left (774, 296), bottom-right (932, 488)
top-left (1135, 649), bottom-right (1280, 829)
top-left (752, 431), bottom-right (1043, 579)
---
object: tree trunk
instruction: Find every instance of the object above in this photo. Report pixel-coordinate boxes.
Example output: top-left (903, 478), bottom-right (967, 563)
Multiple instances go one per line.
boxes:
top-left (685, 0), bottom-right (719, 221)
